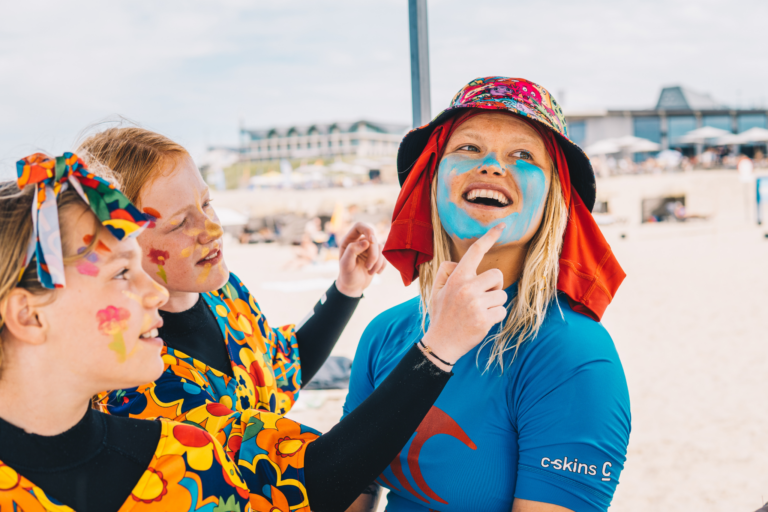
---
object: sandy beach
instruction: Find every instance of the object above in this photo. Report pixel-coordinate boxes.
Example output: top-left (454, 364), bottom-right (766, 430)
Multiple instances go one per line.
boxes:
top-left (223, 219), bottom-right (768, 512)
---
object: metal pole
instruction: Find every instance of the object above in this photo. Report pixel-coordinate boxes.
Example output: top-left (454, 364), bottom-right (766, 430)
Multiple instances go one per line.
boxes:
top-left (409, 0), bottom-right (431, 128)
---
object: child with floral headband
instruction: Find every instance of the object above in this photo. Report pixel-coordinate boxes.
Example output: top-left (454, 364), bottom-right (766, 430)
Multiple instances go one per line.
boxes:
top-left (0, 153), bottom-right (253, 511)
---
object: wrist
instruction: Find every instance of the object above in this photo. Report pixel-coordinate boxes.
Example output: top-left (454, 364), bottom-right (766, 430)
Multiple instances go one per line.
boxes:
top-left (420, 333), bottom-right (463, 367)
top-left (335, 279), bottom-right (364, 298)
top-left (416, 340), bottom-right (454, 373)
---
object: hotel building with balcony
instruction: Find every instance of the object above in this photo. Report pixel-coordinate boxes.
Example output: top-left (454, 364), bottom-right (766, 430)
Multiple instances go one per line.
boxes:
top-left (239, 120), bottom-right (409, 162)
top-left (565, 86), bottom-right (768, 156)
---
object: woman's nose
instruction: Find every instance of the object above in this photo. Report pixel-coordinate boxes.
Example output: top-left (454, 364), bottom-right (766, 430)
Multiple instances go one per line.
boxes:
top-left (477, 154), bottom-right (506, 176)
top-left (199, 218), bottom-right (223, 245)
top-left (142, 280), bottom-right (169, 309)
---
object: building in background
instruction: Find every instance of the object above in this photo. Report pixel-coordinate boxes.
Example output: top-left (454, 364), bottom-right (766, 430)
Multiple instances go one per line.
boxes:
top-left (239, 120), bottom-right (409, 162)
top-left (566, 86), bottom-right (768, 156)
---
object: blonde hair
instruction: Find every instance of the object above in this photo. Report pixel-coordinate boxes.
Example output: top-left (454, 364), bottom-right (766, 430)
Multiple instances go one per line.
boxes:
top-left (418, 163), bottom-right (568, 372)
top-left (0, 181), bottom-right (100, 377)
top-left (78, 127), bottom-right (188, 205)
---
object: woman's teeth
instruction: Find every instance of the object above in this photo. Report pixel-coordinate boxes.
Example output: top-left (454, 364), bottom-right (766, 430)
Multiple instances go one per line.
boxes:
top-left (466, 189), bottom-right (509, 206)
top-left (202, 250), bottom-right (218, 261)
top-left (140, 328), bottom-right (159, 339)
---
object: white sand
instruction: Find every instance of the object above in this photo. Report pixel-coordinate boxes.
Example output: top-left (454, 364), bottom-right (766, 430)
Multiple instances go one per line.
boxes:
top-left (223, 221), bottom-right (768, 512)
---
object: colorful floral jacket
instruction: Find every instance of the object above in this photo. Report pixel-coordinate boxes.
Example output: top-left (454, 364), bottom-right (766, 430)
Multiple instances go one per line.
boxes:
top-left (105, 273), bottom-right (319, 510)
top-left (0, 418), bottom-right (252, 512)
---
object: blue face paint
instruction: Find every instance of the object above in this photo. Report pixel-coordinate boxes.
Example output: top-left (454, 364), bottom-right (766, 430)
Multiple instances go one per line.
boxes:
top-left (436, 153), bottom-right (547, 244)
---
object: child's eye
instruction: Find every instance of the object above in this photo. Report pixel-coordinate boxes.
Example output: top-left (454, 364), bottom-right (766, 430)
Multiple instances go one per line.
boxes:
top-left (172, 218), bottom-right (186, 231)
top-left (203, 199), bottom-right (213, 208)
top-left (511, 150), bottom-right (533, 160)
top-left (113, 268), bottom-right (129, 281)
top-left (457, 144), bottom-right (480, 152)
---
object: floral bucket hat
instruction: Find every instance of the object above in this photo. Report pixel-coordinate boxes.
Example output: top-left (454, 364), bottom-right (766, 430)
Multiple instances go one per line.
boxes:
top-left (396, 76), bottom-right (596, 211)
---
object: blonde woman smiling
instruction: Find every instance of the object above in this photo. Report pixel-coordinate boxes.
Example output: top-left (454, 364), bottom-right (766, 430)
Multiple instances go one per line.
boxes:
top-left (344, 77), bottom-right (630, 512)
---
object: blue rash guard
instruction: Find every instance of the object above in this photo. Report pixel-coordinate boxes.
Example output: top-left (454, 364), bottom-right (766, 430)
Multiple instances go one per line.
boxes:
top-left (343, 288), bottom-right (631, 512)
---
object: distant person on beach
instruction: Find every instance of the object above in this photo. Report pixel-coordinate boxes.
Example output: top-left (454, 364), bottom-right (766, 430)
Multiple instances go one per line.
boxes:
top-left (76, 128), bottom-right (508, 511)
top-left (344, 77), bottom-right (631, 512)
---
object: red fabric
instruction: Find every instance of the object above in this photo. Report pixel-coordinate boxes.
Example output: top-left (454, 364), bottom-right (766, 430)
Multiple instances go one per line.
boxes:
top-left (383, 113), bottom-right (625, 321)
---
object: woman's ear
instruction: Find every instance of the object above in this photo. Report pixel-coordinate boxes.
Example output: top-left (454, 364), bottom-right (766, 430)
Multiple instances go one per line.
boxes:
top-left (1, 289), bottom-right (48, 346)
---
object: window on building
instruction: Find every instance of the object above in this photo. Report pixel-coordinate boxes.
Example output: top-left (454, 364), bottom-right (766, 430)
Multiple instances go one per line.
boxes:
top-left (633, 117), bottom-right (661, 143)
top-left (703, 115), bottom-right (732, 132)
top-left (738, 114), bottom-right (768, 133)
top-left (569, 121), bottom-right (586, 145)
top-left (667, 116), bottom-right (697, 146)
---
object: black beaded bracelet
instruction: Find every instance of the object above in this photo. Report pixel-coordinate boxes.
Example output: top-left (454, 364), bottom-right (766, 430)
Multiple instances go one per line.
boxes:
top-left (417, 339), bottom-right (455, 366)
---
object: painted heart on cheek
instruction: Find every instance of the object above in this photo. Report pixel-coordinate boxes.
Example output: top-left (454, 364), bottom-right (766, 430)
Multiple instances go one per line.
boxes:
top-left (436, 156), bottom-right (547, 244)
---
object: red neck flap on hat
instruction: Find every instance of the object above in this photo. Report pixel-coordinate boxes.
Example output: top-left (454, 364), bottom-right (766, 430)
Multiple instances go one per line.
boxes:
top-left (383, 111), bottom-right (625, 321)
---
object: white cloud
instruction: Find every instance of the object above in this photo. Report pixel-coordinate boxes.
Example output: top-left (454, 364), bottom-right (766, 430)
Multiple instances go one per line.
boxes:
top-left (1, 0), bottom-right (766, 178)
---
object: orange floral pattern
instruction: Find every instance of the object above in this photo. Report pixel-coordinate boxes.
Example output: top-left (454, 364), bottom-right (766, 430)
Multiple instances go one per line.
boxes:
top-left (105, 273), bottom-right (317, 510)
top-left (0, 419), bottom-right (251, 511)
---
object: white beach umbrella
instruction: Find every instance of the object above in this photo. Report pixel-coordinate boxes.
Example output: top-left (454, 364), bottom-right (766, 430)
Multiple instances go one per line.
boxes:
top-left (613, 136), bottom-right (654, 148)
top-left (585, 139), bottom-right (621, 155)
top-left (714, 133), bottom-right (744, 145)
top-left (678, 126), bottom-right (732, 143)
top-left (623, 139), bottom-right (661, 153)
top-left (737, 127), bottom-right (768, 143)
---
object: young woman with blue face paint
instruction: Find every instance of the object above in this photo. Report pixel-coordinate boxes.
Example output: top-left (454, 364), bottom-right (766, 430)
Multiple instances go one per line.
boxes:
top-left (435, 112), bottom-right (555, 287)
top-left (345, 77), bottom-right (629, 512)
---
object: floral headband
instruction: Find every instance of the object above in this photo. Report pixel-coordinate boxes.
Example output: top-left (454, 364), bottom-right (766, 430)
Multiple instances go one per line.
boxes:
top-left (16, 152), bottom-right (150, 289)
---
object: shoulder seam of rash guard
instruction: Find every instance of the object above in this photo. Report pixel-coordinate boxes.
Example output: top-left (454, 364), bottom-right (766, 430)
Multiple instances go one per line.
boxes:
top-left (517, 464), bottom-right (612, 503)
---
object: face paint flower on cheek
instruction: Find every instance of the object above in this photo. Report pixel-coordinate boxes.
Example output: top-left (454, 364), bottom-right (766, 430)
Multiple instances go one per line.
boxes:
top-left (436, 155), bottom-right (547, 244)
top-left (148, 248), bottom-right (170, 283)
top-left (97, 306), bottom-right (131, 362)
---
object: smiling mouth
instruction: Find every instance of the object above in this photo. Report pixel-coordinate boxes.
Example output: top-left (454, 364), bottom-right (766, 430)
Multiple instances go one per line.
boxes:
top-left (196, 248), bottom-right (221, 266)
top-left (140, 328), bottom-right (159, 339)
top-left (463, 187), bottom-right (511, 208)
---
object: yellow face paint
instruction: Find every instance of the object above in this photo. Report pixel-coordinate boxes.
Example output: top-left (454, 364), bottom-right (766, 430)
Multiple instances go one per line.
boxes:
top-left (141, 313), bottom-right (154, 333)
top-left (183, 227), bottom-right (202, 237)
top-left (205, 219), bottom-right (223, 239)
top-left (122, 290), bottom-right (142, 303)
top-left (97, 306), bottom-right (130, 363)
top-left (181, 246), bottom-right (194, 258)
top-left (200, 247), bottom-right (210, 258)
top-left (197, 262), bottom-right (212, 284)
top-left (152, 280), bottom-right (170, 299)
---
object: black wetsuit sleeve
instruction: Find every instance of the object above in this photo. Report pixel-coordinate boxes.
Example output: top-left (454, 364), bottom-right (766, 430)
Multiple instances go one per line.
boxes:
top-left (296, 282), bottom-right (360, 386)
top-left (303, 344), bottom-right (452, 512)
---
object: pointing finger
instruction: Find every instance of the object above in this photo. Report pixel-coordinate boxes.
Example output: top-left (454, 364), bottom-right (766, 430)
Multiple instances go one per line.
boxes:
top-left (456, 224), bottom-right (505, 276)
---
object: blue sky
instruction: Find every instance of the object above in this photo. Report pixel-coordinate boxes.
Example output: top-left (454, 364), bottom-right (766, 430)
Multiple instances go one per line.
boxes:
top-left (1, 0), bottom-right (766, 178)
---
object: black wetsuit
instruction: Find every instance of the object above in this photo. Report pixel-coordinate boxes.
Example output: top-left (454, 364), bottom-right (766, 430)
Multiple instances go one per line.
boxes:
top-left (159, 282), bottom-right (358, 385)
top-left (0, 284), bottom-right (451, 512)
